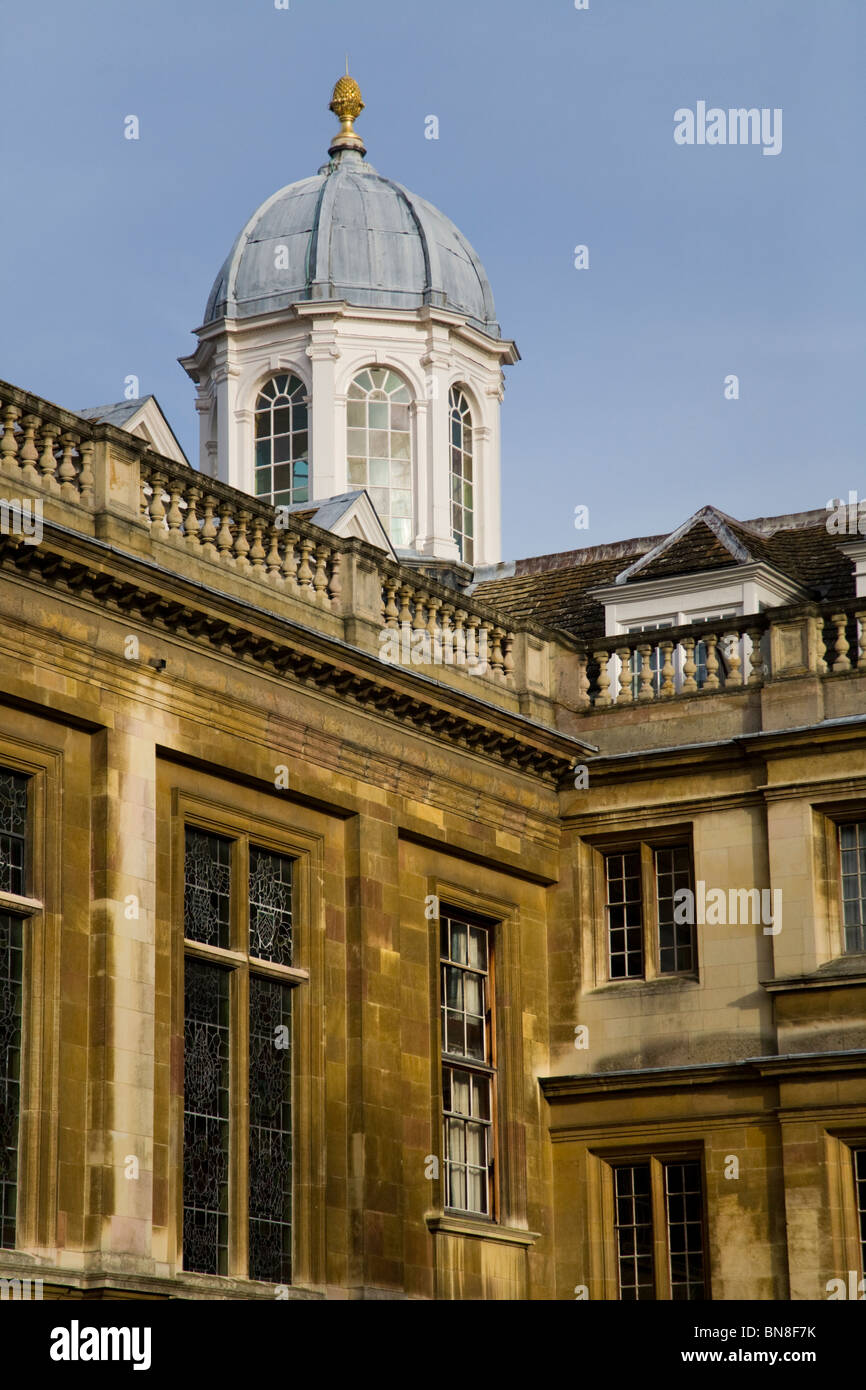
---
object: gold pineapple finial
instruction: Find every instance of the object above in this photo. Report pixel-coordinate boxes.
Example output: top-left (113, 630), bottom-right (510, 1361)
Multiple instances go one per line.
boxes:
top-left (329, 68), bottom-right (366, 158)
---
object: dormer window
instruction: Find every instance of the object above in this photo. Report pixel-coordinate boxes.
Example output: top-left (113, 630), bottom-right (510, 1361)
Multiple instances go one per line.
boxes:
top-left (255, 375), bottom-right (310, 507)
top-left (347, 369), bottom-right (413, 547)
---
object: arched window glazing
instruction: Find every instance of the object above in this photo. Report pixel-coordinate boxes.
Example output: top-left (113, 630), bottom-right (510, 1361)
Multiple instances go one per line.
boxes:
top-left (449, 387), bottom-right (474, 564)
top-left (254, 375), bottom-right (309, 507)
top-left (347, 368), bottom-right (413, 547)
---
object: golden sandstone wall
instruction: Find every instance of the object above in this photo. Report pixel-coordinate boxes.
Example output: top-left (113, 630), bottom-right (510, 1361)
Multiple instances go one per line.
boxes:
top-left (0, 396), bottom-right (864, 1300)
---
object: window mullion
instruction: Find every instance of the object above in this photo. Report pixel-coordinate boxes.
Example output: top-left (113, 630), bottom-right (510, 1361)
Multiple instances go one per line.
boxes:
top-left (231, 962), bottom-right (249, 1280)
top-left (641, 844), bottom-right (657, 981)
top-left (651, 1159), bottom-right (670, 1300)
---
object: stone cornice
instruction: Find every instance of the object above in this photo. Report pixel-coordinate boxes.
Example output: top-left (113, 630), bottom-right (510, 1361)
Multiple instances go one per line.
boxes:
top-left (0, 528), bottom-right (591, 782)
top-left (540, 1049), bottom-right (866, 1100)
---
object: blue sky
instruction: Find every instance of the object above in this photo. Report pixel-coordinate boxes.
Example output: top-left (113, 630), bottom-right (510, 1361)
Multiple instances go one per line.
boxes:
top-left (1, 0), bottom-right (863, 561)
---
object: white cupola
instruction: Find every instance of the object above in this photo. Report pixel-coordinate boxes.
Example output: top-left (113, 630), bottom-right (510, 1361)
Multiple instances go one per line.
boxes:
top-left (180, 73), bottom-right (518, 568)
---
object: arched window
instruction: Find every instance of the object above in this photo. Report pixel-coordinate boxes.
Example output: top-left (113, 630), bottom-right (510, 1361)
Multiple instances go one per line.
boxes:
top-left (254, 375), bottom-right (309, 507)
top-left (347, 368), bottom-right (412, 547)
top-left (449, 387), bottom-right (474, 564)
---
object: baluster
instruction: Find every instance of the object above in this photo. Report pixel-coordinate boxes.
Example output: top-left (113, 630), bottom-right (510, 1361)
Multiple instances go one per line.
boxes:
top-left (659, 640), bottom-right (675, 698)
top-left (576, 651), bottom-right (590, 708)
top-left (328, 549), bottom-right (342, 606)
top-left (0, 404), bottom-right (20, 477)
top-left (383, 579), bottom-right (399, 628)
top-left (681, 637), bottom-right (698, 693)
top-left (466, 615), bottom-right (482, 668)
top-left (747, 626), bottom-right (765, 685)
top-left (724, 631), bottom-right (742, 685)
top-left (148, 469), bottom-right (167, 528)
top-left (830, 613), bottom-right (851, 672)
top-left (413, 590), bottom-right (428, 633)
top-left (200, 494), bottom-right (219, 560)
top-left (249, 516), bottom-right (267, 573)
top-left (38, 422), bottom-right (61, 493)
top-left (427, 596), bottom-right (442, 662)
top-left (488, 623), bottom-right (503, 676)
top-left (77, 439), bottom-right (95, 506)
top-left (265, 523), bottom-right (283, 582)
top-left (282, 532), bottom-right (299, 590)
top-left (398, 584), bottom-right (413, 629)
top-left (635, 644), bottom-right (654, 702)
top-left (440, 604), bottom-right (455, 664)
top-left (503, 631), bottom-right (515, 679)
top-left (185, 485), bottom-right (202, 548)
top-left (857, 612), bottom-right (866, 670)
top-left (313, 544), bottom-right (330, 604)
top-left (453, 609), bottom-right (467, 665)
top-left (19, 415), bottom-right (41, 486)
top-left (593, 648), bottom-right (612, 707)
top-left (616, 646), bottom-right (634, 704)
top-left (216, 502), bottom-right (235, 564)
top-left (166, 483), bottom-right (184, 544)
top-left (297, 537), bottom-right (314, 593)
top-left (703, 632), bottom-right (720, 690)
top-left (234, 509), bottom-right (251, 569)
top-left (57, 432), bottom-right (80, 500)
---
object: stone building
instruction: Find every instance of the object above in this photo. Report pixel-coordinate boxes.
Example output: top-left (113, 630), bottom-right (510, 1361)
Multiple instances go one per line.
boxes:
top-left (0, 76), bottom-right (864, 1301)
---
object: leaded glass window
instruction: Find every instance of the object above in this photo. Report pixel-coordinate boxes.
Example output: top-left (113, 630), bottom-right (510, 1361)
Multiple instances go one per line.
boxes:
top-left (182, 827), bottom-right (297, 1283)
top-left (840, 821), bottom-right (866, 954)
top-left (248, 977), bottom-right (292, 1284)
top-left (0, 914), bottom-right (22, 1249)
top-left (440, 913), bottom-right (494, 1217)
top-left (184, 829), bottom-right (231, 949)
top-left (347, 368), bottom-right (413, 547)
top-left (183, 960), bottom-right (230, 1275)
top-left (254, 374), bottom-right (309, 507)
top-left (0, 770), bottom-right (27, 897)
top-left (449, 387), bottom-right (474, 564)
top-left (249, 847), bottom-right (292, 966)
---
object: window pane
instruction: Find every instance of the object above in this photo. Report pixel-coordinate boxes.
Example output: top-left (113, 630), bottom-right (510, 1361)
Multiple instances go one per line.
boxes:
top-left (183, 960), bottom-right (230, 1275)
top-left (249, 848), bottom-right (293, 965)
top-left (606, 853), bottom-right (644, 979)
top-left (440, 918), bottom-right (493, 1216)
top-left (614, 1165), bottom-right (654, 1300)
top-left (665, 1161), bottom-right (706, 1300)
top-left (0, 770), bottom-right (27, 897)
top-left (656, 846), bottom-right (694, 974)
top-left (840, 822), bottom-right (866, 954)
top-left (248, 976), bottom-right (292, 1284)
top-left (0, 914), bottom-right (23, 1249)
top-left (184, 828), bottom-right (231, 948)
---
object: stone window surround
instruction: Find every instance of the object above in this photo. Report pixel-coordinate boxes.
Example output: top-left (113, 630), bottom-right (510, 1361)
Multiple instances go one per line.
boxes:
top-left (813, 796), bottom-right (866, 965)
top-left (582, 826), bottom-right (698, 992)
top-left (166, 788), bottom-right (326, 1291)
top-left (0, 736), bottom-right (61, 1257)
top-left (587, 1142), bottom-right (709, 1301)
top-left (425, 878), bottom-right (533, 1240)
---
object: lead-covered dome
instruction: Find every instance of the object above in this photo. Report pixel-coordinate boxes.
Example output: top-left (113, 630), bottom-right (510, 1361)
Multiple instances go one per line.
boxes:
top-left (203, 146), bottom-right (500, 338)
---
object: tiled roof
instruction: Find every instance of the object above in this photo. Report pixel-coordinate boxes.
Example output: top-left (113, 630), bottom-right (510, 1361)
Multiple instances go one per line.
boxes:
top-left (474, 510), bottom-right (855, 641)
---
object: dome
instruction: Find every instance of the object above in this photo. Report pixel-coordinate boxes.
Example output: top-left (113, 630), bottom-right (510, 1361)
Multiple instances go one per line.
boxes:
top-left (203, 148), bottom-right (500, 338)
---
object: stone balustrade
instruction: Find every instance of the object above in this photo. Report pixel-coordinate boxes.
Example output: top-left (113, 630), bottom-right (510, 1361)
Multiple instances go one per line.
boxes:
top-left (0, 386), bottom-right (95, 505)
top-left (139, 454), bottom-right (342, 609)
top-left (576, 604), bottom-right (866, 709)
top-left (2, 378), bottom-right (865, 712)
top-left (378, 570), bottom-right (516, 683)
